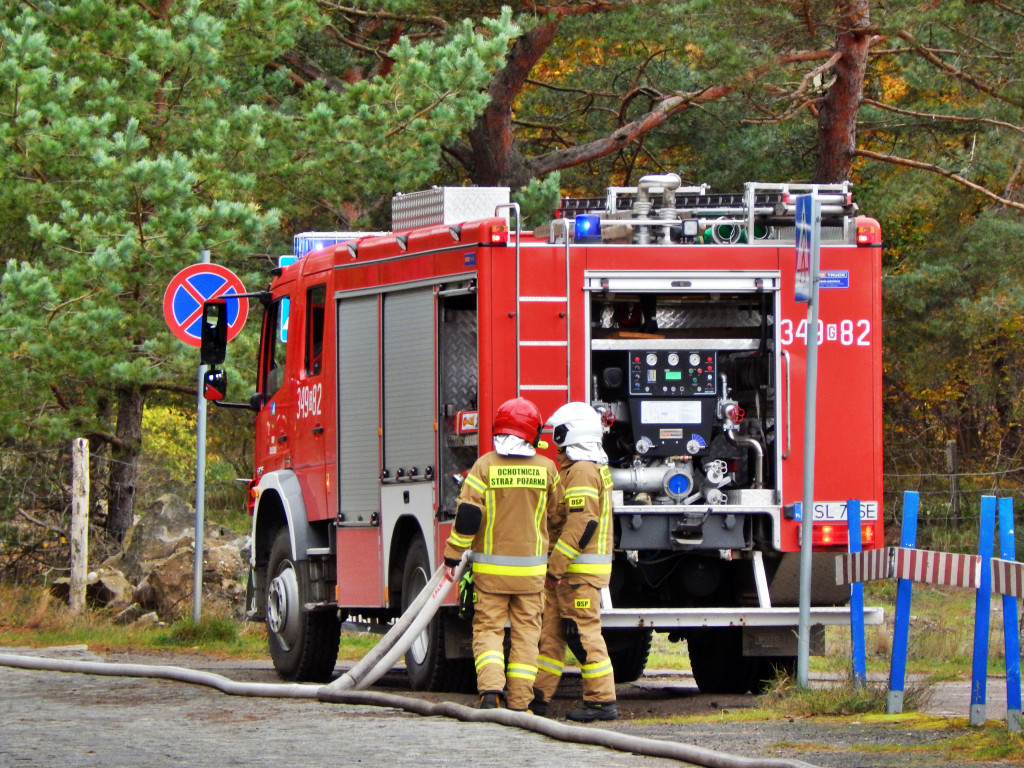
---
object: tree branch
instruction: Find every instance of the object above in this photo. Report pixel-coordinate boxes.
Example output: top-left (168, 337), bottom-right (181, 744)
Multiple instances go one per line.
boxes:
top-left (854, 147), bottom-right (1024, 211)
top-left (17, 508), bottom-right (68, 537)
top-left (861, 98), bottom-right (1024, 135)
top-left (896, 29), bottom-right (1024, 110)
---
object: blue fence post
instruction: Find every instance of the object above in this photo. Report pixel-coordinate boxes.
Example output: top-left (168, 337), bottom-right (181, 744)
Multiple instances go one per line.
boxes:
top-left (847, 499), bottom-right (866, 688)
top-left (997, 497), bottom-right (1021, 733)
top-left (887, 490), bottom-right (919, 714)
top-left (969, 495), bottom-right (997, 726)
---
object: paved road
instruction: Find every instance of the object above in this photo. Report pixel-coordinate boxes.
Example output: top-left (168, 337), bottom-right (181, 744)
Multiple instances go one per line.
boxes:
top-left (1, 646), bottom-right (1019, 768)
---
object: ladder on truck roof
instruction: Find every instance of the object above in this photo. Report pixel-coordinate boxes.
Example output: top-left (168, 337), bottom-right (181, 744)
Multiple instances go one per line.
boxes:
top-left (515, 213), bottom-right (572, 406)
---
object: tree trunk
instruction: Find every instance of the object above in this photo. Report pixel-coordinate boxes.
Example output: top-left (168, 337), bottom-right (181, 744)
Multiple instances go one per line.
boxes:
top-left (466, 18), bottom-right (561, 190)
top-left (815, 0), bottom-right (872, 182)
top-left (105, 385), bottom-right (146, 541)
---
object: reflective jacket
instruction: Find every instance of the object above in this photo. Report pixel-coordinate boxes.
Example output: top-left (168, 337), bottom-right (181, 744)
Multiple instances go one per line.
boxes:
top-left (547, 457), bottom-right (614, 589)
top-left (444, 450), bottom-right (560, 594)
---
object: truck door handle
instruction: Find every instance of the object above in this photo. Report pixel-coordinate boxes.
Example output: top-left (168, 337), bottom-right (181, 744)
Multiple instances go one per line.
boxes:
top-left (277, 435), bottom-right (288, 444)
top-left (781, 349), bottom-right (791, 459)
top-left (312, 426), bottom-right (324, 435)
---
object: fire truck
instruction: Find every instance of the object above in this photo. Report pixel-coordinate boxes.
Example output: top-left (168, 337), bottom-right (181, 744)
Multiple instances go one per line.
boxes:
top-left (201, 173), bottom-right (884, 695)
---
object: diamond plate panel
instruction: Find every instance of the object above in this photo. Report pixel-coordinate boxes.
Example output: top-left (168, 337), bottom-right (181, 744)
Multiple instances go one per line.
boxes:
top-left (438, 303), bottom-right (478, 514)
top-left (392, 187), bottom-right (510, 230)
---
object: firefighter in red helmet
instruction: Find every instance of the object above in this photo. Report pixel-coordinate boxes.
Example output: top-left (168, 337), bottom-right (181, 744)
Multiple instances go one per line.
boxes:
top-left (443, 397), bottom-right (560, 710)
top-left (532, 401), bottom-right (618, 721)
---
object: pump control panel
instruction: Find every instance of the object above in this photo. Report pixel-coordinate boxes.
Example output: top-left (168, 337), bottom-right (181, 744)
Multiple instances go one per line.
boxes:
top-left (629, 349), bottom-right (717, 396)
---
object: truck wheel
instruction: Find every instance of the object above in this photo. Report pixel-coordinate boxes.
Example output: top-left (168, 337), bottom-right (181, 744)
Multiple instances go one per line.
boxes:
top-left (604, 627), bottom-right (653, 683)
top-left (687, 627), bottom-right (759, 695)
top-left (401, 538), bottom-right (474, 692)
top-left (266, 528), bottom-right (340, 682)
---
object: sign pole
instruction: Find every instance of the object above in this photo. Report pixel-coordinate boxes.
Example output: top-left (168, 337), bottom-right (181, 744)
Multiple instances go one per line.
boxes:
top-left (795, 194), bottom-right (821, 688)
top-left (193, 248), bottom-right (211, 623)
top-left (162, 254), bottom-right (247, 622)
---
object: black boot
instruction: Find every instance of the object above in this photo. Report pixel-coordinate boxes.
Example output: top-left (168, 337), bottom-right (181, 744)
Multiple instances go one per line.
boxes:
top-left (477, 690), bottom-right (505, 709)
top-left (528, 688), bottom-right (549, 717)
top-left (566, 700), bottom-right (618, 722)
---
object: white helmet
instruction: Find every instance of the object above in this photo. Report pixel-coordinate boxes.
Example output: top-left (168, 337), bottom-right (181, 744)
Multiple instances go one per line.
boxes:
top-left (548, 402), bottom-right (603, 448)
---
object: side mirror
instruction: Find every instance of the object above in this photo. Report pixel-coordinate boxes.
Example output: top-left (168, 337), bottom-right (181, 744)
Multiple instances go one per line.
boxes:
top-left (200, 300), bottom-right (227, 366)
top-left (203, 368), bottom-right (227, 401)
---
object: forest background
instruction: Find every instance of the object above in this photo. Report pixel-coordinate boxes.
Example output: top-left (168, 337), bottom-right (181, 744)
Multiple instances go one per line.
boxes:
top-left (2, 0), bottom-right (1023, 581)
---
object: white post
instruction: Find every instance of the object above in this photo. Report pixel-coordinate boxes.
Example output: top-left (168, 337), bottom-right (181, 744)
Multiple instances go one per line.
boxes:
top-left (70, 438), bottom-right (89, 613)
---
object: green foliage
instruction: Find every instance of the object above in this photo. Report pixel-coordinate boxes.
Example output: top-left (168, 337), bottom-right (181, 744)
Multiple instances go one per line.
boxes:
top-left (513, 173), bottom-right (562, 229)
top-left (0, 1), bottom-right (519, 543)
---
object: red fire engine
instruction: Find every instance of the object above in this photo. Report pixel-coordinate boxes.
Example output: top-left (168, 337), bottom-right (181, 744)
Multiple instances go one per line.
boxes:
top-left (201, 174), bottom-right (884, 695)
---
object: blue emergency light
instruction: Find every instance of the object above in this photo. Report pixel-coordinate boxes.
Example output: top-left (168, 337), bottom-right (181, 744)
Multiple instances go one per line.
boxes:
top-left (574, 214), bottom-right (602, 244)
top-left (293, 232), bottom-right (364, 258)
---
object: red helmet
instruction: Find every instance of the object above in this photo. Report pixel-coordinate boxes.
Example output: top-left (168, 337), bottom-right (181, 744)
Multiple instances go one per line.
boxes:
top-left (492, 397), bottom-right (544, 445)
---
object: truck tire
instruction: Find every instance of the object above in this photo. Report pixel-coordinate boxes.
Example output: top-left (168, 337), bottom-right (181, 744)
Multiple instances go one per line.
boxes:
top-left (401, 538), bottom-right (475, 693)
top-left (266, 528), bottom-right (340, 682)
top-left (687, 627), bottom-right (759, 695)
top-left (604, 627), bottom-right (653, 683)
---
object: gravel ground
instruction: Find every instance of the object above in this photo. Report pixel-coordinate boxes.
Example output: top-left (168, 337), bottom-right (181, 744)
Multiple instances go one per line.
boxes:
top-left (1, 646), bottom-right (1020, 768)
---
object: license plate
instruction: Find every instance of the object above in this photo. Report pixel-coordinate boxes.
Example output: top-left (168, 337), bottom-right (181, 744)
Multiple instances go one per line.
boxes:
top-left (794, 501), bottom-right (879, 522)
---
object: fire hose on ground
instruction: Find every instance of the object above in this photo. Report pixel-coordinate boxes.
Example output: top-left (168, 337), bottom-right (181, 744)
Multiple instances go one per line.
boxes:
top-left (0, 550), bottom-right (819, 768)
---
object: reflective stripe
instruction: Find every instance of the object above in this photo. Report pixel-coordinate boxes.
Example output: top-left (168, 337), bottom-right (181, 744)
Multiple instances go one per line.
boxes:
top-left (581, 658), bottom-right (613, 679)
top-left (464, 473), bottom-right (487, 494)
top-left (506, 662), bottom-right (538, 681)
top-left (473, 561), bottom-right (547, 577)
top-left (483, 489), bottom-right (496, 554)
top-left (553, 539), bottom-right (580, 560)
top-left (448, 532), bottom-right (473, 549)
top-left (566, 552), bottom-right (613, 574)
top-left (566, 560), bottom-right (612, 575)
top-left (537, 654), bottom-right (564, 676)
top-left (473, 553), bottom-right (547, 567)
top-left (565, 486), bottom-right (600, 499)
top-left (475, 650), bottom-right (504, 672)
top-left (570, 553), bottom-right (612, 564)
top-left (597, 472), bottom-right (612, 555)
top-left (533, 492), bottom-right (547, 557)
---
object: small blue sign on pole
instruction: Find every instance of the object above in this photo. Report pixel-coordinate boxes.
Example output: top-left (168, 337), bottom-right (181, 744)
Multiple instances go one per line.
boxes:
top-left (794, 195), bottom-right (820, 304)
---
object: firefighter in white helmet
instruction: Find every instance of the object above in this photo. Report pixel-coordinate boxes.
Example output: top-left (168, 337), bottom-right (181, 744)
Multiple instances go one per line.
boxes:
top-left (443, 397), bottom-right (560, 710)
top-left (531, 401), bottom-right (618, 721)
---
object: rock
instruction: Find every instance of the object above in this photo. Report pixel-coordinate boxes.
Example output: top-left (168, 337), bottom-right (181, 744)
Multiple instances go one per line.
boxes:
top-left (116, 494), bottom-right (198, 583)
top-left (74, 493), bottom-right (253, 622)
top-left (134, 611), bottom-right (164, 627)
top-left (50, 567), bottom-right (134, 609)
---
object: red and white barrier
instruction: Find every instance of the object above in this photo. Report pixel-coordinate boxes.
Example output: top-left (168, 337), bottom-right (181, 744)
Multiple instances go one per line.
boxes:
top-left (992, 557), bottom-right (1024, 599)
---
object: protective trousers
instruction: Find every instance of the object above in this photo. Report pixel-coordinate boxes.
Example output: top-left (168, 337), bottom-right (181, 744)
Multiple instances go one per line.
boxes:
top-left (534, 579), bottom-right (616, 704)
top-left (471, 587), bottom-right (543, 709)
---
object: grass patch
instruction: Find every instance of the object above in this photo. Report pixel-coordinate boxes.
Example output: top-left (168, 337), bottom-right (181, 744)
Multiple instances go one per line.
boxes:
top-left (647, 632), bottom-right (691, 671)
top-left (940, 725), bottom-right (1024, 761)
top-left (0, 582), bottom-right (373, 662)
top-left (758, 672), bottom-right (934, 717)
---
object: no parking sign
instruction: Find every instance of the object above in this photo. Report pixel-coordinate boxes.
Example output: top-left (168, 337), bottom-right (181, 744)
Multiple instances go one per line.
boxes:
top-left (163, 262), bottom-right (248, 347)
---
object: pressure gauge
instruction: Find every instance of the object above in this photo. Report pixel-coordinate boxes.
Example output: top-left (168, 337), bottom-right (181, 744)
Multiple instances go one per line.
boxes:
top-left (646, 352), bottom-right (658, 366)
top-left (667, 353), bottom-right (679, 366)
top-left (689, 353), bottom-right (700, 366)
